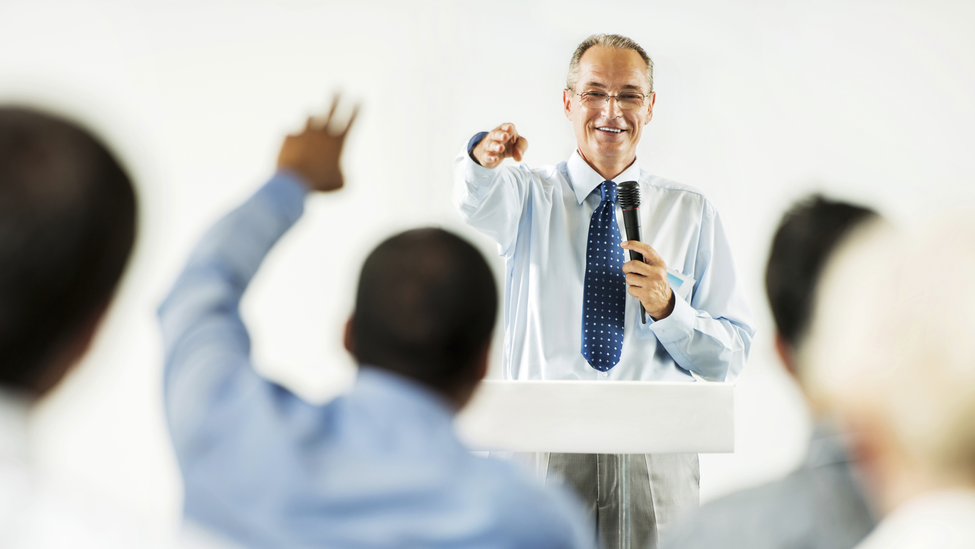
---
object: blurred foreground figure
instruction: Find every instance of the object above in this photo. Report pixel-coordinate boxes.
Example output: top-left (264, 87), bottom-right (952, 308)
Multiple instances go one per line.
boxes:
top-left (665, 196), bottom-right (878, 549)
top-left (802, 212), bottom-right (975, 549)
top-left (159, 97), bottom-right (593, 549)
top-left (0, 107), bottom-right (148, 546)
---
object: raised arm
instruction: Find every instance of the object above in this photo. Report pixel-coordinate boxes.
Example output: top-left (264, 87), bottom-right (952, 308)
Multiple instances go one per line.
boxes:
top-left (452, 123), bottom-right (535, 256)
top-left (159, 96), bottom-right (358, 471)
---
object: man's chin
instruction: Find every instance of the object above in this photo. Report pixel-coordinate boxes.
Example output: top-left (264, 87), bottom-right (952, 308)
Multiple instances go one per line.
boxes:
top-left (587, 143), bottom-right (634, 161)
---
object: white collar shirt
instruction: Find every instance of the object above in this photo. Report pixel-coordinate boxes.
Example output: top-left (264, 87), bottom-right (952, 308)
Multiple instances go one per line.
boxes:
top-left (453, 149), bottom-right (754, 382)
top-left (0, 390), bottom-right (181, 549)
top-left (854, 490), bottom-right (975, 549)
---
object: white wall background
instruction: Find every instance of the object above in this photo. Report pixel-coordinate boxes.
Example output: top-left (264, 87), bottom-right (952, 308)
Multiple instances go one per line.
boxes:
top-left (2, 0), bottom-right (974, 535)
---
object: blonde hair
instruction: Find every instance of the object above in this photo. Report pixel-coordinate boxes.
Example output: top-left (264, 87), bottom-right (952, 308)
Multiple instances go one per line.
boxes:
top-left (803, 214), bottom-right (975, 476)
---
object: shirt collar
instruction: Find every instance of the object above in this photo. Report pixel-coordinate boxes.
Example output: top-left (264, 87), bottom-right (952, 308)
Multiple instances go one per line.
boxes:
top-left (804, 420), bottom-right (857, 469)
top-left (567, 150), bottom-right (642, 205)
top-left (353, 366), bottom-right (458, 424)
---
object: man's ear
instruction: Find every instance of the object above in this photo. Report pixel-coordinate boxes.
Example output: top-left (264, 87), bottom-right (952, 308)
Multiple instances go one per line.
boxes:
top-left (563, 88), bottom-right (574, 120)
top-left (645, 92), bottom-right (656, 125)
top-left (775, 332), bottom-right (798, 377)
top-left (343, 315), bottom-right (356, 357)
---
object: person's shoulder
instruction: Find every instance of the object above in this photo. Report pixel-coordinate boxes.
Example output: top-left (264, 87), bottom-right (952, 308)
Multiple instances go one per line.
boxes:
top-left (664, 461), bottom-right (873, 549)
top-left (639, 172), bottom-right (720, 224)
top-left (640, 172), bottom-right (710, 201)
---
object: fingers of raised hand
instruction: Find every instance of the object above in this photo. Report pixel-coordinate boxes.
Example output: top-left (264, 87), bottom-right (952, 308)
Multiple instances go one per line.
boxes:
top-left (300, 94), bottom-right (359, 137)
top-left (341, 104), bottom-right (360, 136)
top-left (325, 93), bottom-right (340, 125)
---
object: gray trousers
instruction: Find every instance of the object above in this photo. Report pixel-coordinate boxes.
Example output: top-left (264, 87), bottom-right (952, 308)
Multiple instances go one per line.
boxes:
top-left (504, 452), bottom-right (699, 549)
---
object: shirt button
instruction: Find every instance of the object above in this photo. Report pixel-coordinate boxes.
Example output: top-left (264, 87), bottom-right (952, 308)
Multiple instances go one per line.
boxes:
top-left (601, 372), bottom-right (609, 378)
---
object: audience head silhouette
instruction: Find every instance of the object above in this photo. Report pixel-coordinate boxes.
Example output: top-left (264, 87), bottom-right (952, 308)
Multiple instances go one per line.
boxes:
top-left (0, 107), bottom-right (136, 397)
top-left (348, 228), bottom-right (497, 407)
top-left (765, 195), bottom-right (876, 368)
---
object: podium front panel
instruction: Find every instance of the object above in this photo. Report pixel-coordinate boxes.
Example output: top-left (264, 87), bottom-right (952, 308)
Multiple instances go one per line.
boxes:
top-left (455, 380), bottom-right (734, 454)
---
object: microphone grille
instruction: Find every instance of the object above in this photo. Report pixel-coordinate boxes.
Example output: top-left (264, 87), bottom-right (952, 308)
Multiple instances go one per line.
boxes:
top-left (617, 181), bottom-right (641, 209)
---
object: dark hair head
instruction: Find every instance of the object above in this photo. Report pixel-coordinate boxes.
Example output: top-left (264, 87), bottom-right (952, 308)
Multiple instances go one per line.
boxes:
top-left (766, 195), bottom-right (877, 349)
top-left (0, 107), bottom-right (137, 392)
top-left (352, 228), bottom-right (497, 395)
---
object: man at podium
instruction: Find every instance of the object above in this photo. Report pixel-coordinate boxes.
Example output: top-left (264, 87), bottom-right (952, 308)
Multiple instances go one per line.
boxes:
top-left (453, 34), bottom-right (755, 548)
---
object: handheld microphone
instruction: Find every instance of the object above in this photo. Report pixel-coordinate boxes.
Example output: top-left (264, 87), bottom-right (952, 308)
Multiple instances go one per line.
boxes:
top-left (617, 181), bottom-right (646, 323)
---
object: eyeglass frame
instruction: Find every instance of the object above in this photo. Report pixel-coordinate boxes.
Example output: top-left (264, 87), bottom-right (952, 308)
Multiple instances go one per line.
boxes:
top-left (567, 88), bottom-right (655, 110)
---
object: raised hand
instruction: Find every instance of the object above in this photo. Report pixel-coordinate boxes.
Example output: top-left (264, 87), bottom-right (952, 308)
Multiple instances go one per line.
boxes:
top-left (277, 94), bottom-right (360, 192)
top-left (473, 122), bottom-right (529, 169)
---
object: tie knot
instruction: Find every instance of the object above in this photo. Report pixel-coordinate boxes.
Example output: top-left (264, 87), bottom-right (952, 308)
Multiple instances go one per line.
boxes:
top-left (599, 180), bottom-right (617, 204)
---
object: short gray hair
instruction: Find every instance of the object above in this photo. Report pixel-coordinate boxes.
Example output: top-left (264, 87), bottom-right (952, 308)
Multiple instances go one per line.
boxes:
top-left (566, 34), bottom-right (654, 93)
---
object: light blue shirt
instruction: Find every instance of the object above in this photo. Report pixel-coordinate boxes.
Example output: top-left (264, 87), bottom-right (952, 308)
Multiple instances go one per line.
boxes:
top-left (453, 150), bottom-right (754, 382)
top-left (158, 173), bottom-right (594, 549)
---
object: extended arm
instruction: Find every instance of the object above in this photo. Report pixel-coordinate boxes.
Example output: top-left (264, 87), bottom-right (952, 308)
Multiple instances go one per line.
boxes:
top-left (452, 123), bottom-right (534, 255)
top-left (159, 96), bottom-right (358, 473)
top-left (159, 172), bottom-right (310, 465)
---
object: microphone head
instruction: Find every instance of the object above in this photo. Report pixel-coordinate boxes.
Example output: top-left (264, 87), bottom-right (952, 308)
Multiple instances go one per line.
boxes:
top-left (617, 181), bottom-right (641, 209)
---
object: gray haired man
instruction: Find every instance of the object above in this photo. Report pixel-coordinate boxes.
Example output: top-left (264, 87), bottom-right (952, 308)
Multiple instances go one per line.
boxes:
top-left (453, 34), bottom-right (755, 548)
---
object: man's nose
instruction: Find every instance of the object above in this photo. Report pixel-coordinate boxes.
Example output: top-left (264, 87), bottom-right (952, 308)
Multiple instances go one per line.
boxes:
top-left (603, 96), bottom-right (623, 118)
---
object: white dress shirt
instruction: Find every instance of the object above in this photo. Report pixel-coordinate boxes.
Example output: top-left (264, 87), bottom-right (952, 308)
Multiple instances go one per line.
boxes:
top-left (854, 490), bottom-right (975, 549)
top-left (0, 389), bottom-right (175, 549)
top-left (453, 149), bottom-right (754, 382)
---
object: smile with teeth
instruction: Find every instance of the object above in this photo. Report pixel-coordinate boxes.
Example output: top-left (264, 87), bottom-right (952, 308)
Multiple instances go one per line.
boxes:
top-left (597, 127), bottom-right (625, 133)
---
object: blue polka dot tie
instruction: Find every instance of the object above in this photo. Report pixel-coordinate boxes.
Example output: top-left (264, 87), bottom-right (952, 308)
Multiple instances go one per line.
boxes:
top-left (581, 180), bottom-right (626, 371)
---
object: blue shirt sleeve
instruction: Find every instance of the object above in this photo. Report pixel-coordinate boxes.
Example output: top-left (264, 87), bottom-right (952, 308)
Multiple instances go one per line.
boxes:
top-left (158, 171), bottom-right (313, 477)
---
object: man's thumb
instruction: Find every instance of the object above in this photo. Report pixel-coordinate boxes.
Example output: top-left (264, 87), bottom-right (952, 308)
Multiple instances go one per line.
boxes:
top-left (512, 136), bottom-right (528, 161)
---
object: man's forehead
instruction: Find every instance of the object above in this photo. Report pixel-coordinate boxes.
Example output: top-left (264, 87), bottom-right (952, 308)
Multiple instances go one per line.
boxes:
top-left (576, 47), bottom-right (648, 89)
top-left (582, 80), bottom-right (644, 91)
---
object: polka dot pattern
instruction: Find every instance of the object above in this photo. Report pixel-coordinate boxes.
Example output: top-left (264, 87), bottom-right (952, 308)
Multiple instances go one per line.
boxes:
top-left (581, 180), bottom-right (626, 372)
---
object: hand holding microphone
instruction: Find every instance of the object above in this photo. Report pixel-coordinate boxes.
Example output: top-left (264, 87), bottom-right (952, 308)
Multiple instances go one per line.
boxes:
top-left (618, 181), bottom-right (675, 322)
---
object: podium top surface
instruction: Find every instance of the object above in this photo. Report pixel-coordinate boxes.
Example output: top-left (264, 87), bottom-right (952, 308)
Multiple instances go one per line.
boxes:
top-left (455, 380), bottom-right (735, 454)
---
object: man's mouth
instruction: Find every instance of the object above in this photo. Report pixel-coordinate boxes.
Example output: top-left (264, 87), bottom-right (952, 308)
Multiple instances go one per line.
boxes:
top-left (596, 127), bottom-right (625, 134)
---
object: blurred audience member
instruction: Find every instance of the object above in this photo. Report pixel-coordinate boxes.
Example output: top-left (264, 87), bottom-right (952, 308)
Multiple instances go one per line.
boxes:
top-left (0, 106), bottom-right (153, 547)
top-left (802, 212), bottom-right (975, 549)
top-left (158, 97), bottom-right (594, 548)
top-left (664, 195), bottom-right (878, 549)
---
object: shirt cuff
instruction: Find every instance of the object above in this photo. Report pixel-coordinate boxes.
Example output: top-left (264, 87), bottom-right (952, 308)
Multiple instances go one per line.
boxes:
top-left (260, 170), bottom-right (311, 221)
top-left (647, 293), bottom-right (695, 344)
top-left (467, 131), bottom-right (489, 166)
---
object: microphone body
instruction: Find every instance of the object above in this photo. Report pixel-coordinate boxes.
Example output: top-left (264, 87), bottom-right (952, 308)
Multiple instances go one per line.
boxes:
top-left (617, 181), bottom-right (647, 323)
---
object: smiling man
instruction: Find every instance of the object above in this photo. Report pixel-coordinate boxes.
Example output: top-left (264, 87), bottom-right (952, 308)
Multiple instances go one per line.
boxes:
top-left (453, 34), bottom-right (755, 548)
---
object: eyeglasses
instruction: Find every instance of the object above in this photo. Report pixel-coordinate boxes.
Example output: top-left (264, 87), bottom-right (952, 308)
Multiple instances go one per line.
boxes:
top-left (572, 90), bottom-right (652, 110)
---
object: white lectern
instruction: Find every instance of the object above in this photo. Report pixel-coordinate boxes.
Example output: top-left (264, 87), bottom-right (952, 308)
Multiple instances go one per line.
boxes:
top-left (455, 380), bottom-right (735, 549)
